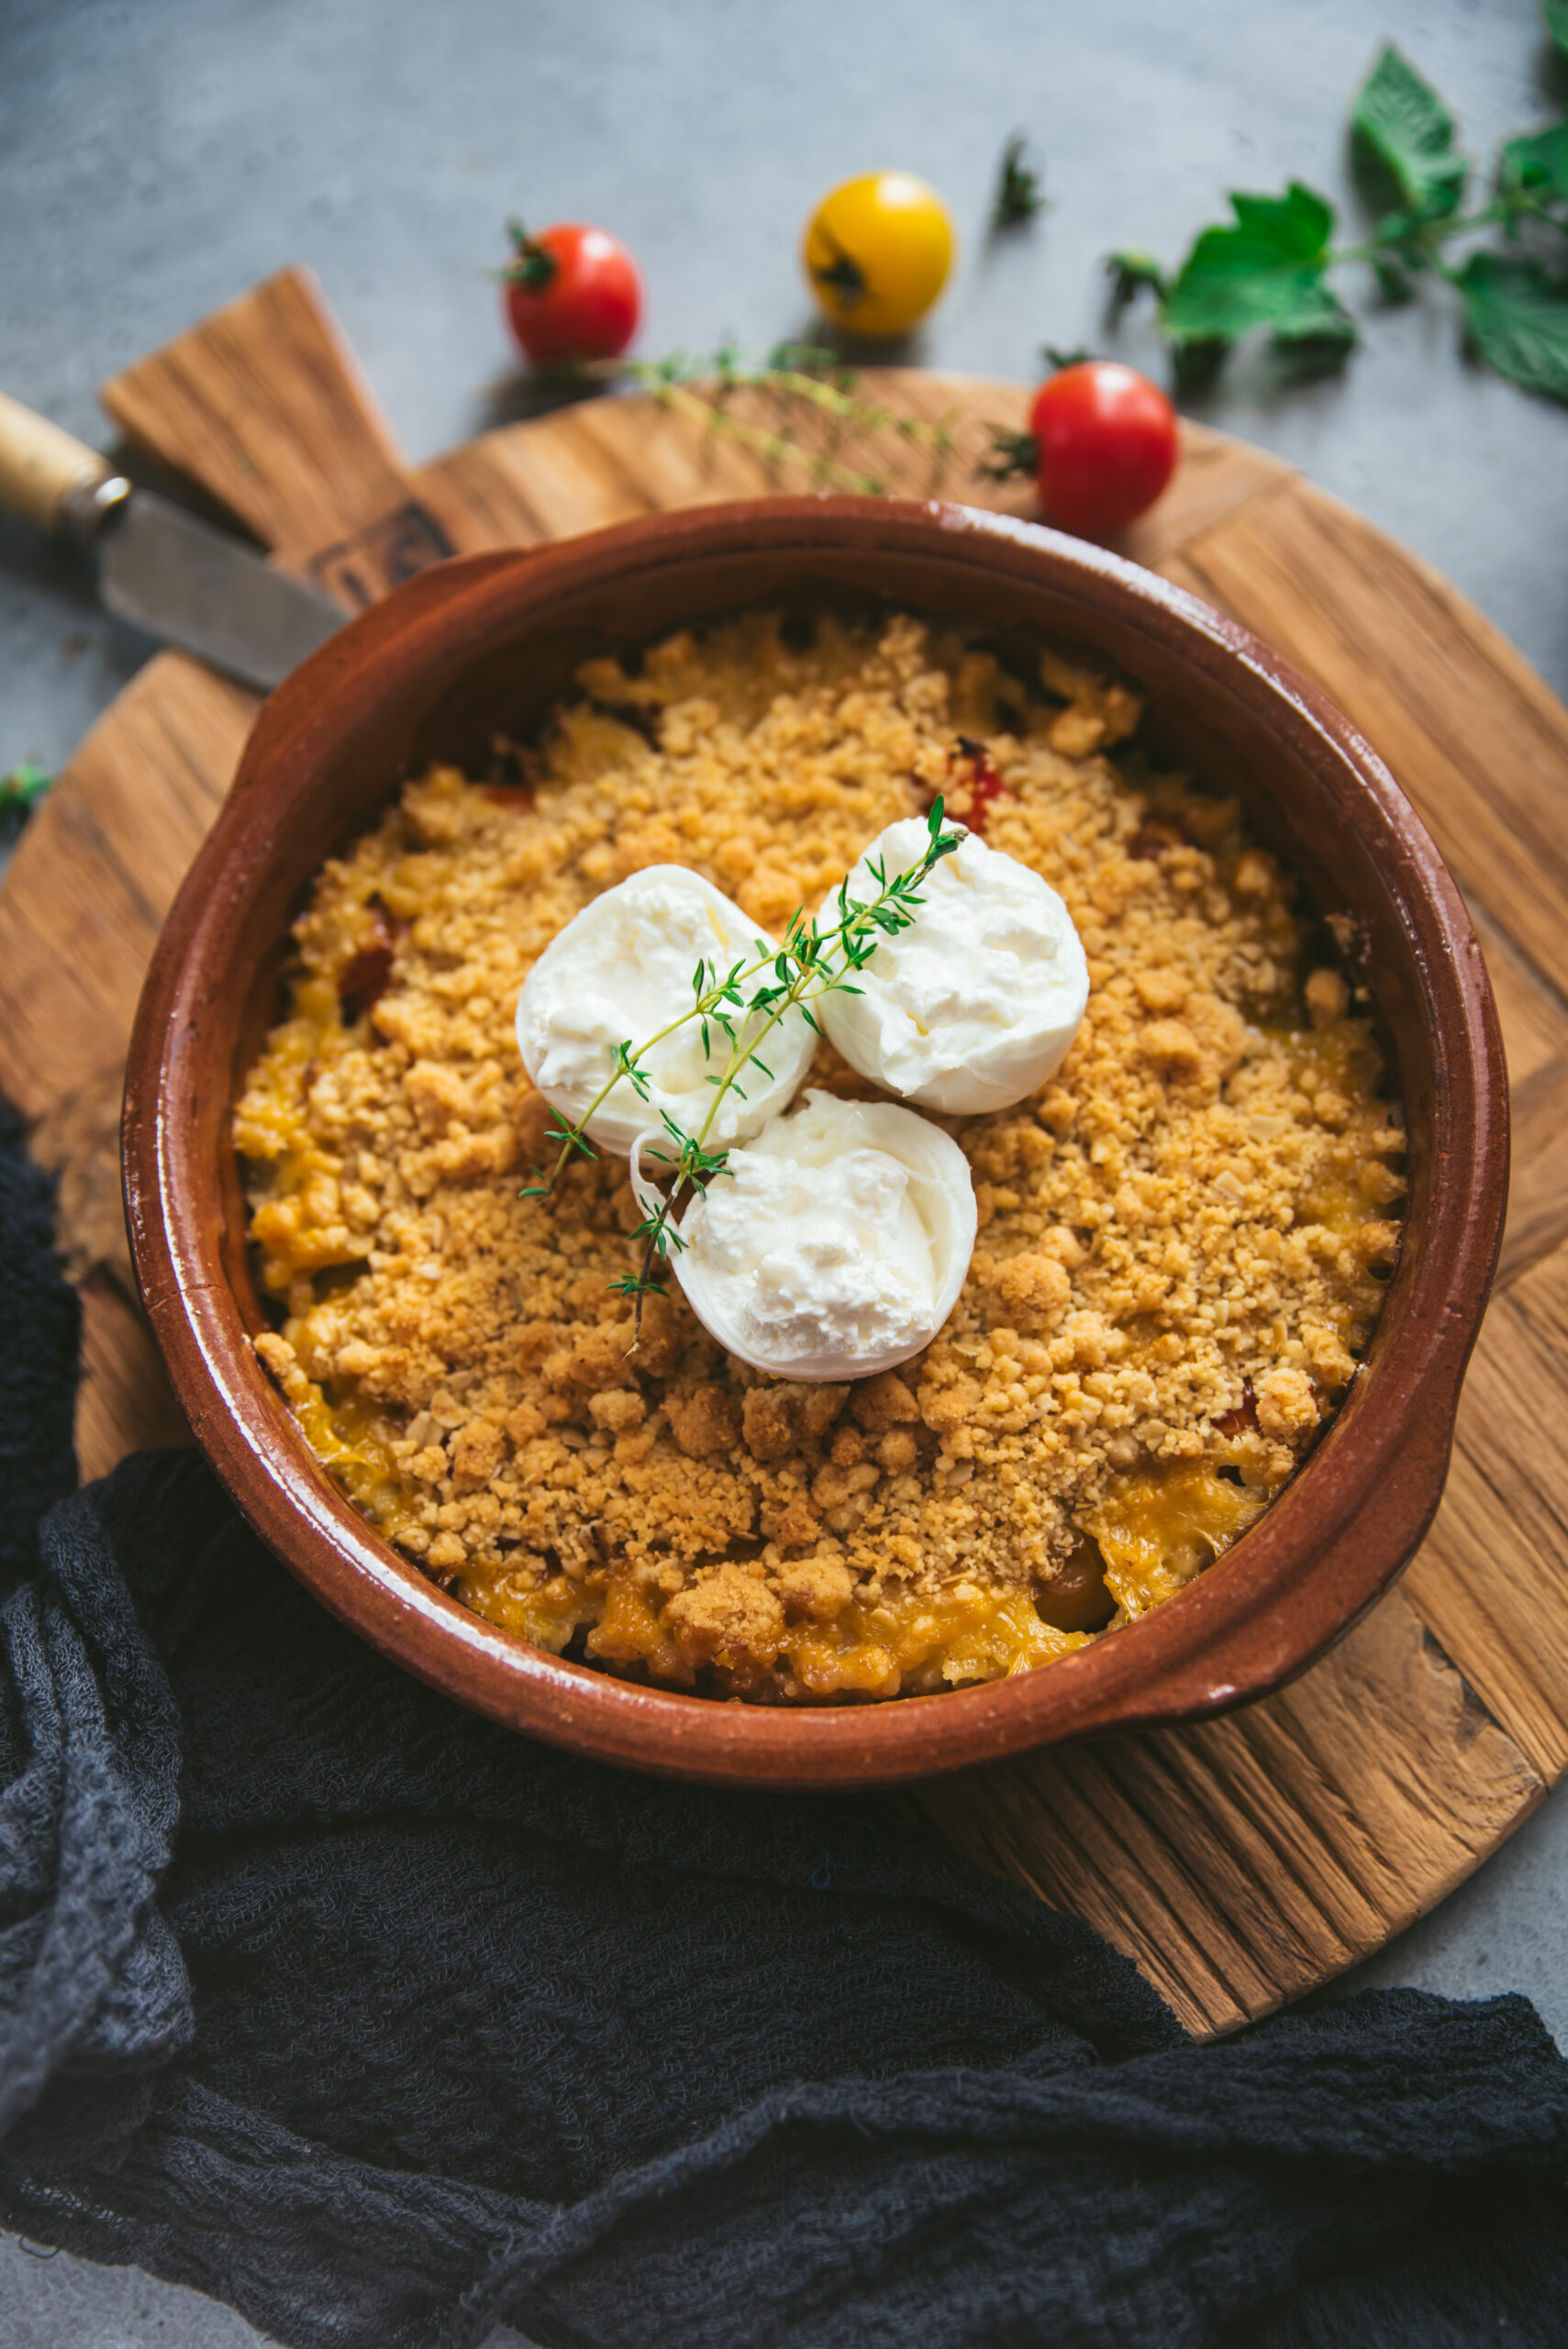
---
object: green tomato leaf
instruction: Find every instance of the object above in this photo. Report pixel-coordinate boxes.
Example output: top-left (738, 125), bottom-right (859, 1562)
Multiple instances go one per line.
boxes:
top-left (1232, 182), bottom-right (1335, 256)
top-left (1545, 0), bottom-right (1568, 59)
top-left (1499, 121), bottom-right (1568, 207)
top-left (1453, 251), bottom-right (1568, 402)
top-left (1161, 183), bottom-right (1355, 351)
top-left (1351, 45), bottom-right (1467, 223)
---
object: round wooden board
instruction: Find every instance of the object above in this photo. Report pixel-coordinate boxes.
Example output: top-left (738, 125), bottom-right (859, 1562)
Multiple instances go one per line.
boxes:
top-left (9, 266), bottom-right (1568, 2037)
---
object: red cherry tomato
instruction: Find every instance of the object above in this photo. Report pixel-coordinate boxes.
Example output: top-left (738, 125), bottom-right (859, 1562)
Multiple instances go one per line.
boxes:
top-left (503, 221), bottom-right (642, 367)
top-left (1029, 362), bottom-right (1177, 536)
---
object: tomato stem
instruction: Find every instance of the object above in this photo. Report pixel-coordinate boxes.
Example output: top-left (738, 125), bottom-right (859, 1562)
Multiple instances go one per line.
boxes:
top-left (810, 222), bottom-right (869, 309)
top-left (503, 220), bottom-right (559, 294)
top-left (977, 427), bottom-right (1038, 483)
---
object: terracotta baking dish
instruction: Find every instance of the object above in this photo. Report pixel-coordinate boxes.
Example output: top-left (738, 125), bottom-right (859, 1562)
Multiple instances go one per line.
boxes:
top-left (122, 498), bottom-right (1507, 1789)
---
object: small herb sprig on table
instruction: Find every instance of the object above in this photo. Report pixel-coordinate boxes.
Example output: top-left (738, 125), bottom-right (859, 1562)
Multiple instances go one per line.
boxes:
top-left (1108, 40), bottom-right (1568, 403)
top-left (529, 342), bottom-right (957, 495)
top-left (622, 342), bottom-right (957, 494)
top-left (523, 797), bottom-right (962, 1336)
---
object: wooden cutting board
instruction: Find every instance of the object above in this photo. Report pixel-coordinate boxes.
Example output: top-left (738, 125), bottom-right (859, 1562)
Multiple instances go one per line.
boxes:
top-left (8, 266), bottom-right (1568, 2038)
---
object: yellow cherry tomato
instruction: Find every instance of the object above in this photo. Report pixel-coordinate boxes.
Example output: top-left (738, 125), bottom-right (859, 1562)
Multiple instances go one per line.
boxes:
top-left (802, 172), bottom-right (955, 339)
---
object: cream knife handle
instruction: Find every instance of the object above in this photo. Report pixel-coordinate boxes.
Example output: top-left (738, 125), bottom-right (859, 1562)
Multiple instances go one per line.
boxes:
top-left (0, 388), bottom-right (128, 537)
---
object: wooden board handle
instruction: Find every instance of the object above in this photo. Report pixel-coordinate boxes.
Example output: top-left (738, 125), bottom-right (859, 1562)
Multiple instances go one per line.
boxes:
top-left (0, 388), bottom-right (112, 535)
top-left (97, 265), bottom-right (422, 581)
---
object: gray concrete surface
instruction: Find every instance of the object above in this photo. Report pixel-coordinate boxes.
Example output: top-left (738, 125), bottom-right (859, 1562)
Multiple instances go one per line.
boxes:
top-left (2, 0), bottom-right (1566, 2341)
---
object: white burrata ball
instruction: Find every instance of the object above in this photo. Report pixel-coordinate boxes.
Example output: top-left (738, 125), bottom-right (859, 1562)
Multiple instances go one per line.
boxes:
top-left (516, 866), bottom-right (816, 1155)
top-left (648, 1088), bottom-right (977, 1381)
top-left (818, 817), bottom-right (1088, 1114)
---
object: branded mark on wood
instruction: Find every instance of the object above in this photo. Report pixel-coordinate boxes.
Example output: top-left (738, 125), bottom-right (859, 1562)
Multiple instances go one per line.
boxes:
top-left (308, 502), bottom-right (456, 607)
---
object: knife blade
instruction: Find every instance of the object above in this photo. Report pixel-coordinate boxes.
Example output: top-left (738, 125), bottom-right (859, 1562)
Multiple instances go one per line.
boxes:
top-left (95, 489), bottom-right (344, 689)
top-left (0, 385), bottom-right (343, 692)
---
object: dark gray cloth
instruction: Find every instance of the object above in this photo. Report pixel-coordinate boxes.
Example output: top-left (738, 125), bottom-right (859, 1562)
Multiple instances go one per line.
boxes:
top-left (0, 1105), bottom-right (78, 1578)
top-left (1, 1109), bottom-right (1566, 2349)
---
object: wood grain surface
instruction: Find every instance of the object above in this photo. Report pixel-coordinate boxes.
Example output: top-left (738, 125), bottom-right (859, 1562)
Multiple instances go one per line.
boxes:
top-left (6, 264), bottom-right (1568, 2035)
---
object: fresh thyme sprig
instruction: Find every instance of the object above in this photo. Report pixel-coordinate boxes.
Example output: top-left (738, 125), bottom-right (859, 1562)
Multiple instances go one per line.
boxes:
top-left (526, 340), bottom-right (958, 495)
top-left (522, 796), bottom-right (963, 1336)
top-left (624, 342), bottom-right (958, 494)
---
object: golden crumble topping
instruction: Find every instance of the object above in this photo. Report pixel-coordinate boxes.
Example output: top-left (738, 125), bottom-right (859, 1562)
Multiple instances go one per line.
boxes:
top-left (236, 612), bottom-right (1405, 1702)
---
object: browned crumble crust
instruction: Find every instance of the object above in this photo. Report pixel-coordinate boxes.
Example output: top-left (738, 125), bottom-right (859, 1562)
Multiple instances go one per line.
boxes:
top-left (236, 613), bottom-right (1406, 1702)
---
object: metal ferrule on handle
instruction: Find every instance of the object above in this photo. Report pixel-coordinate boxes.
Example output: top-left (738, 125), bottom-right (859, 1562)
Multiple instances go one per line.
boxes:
top-left (0, 387), bottom-right (128, 540)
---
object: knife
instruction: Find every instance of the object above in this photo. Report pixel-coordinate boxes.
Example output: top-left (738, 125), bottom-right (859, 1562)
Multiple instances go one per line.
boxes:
top-left (0, 386), bottom-right (344, 692)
